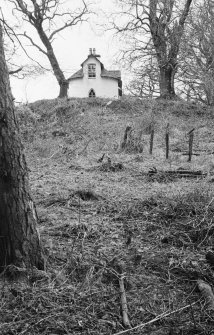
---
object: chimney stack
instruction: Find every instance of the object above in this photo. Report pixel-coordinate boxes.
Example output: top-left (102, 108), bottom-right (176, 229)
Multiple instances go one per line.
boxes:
top-left (89, 48), bottom-right (99, 57)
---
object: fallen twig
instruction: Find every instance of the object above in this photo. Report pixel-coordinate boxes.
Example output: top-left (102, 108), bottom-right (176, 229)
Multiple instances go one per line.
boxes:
top-left (119, 274), bottom-right (131, 328)
top-left (19, 313), bottom-right (63, 335)
top-left (182, 153), bottom-right (200, 156)
top-left (112, 302), bottom-right (197, 335)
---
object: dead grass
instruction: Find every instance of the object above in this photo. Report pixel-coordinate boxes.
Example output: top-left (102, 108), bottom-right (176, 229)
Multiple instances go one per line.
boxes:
top-left (1, 97), bottom-right (214, 334)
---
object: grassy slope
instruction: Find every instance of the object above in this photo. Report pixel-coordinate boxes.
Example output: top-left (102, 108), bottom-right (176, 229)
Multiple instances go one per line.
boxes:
top-left (1, 97), bottom-right (214, 334)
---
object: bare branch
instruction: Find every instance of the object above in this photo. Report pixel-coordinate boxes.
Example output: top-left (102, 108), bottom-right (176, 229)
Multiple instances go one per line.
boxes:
top-left (9, 66), bottom-right (23, 75)
top-left (0, 13), bottom-right (49, 71)
top-left (17, 32), bottom-right (47, 55)
top-left (48, 4), bottom-right (88, 41)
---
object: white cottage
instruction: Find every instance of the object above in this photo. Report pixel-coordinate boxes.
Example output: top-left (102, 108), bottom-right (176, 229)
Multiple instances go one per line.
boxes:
top-left (68, 48), bottom-right (122, 99)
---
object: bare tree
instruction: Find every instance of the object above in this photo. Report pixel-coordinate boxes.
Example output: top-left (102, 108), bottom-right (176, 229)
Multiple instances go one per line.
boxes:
top-left (126, 55), bottom-right (159, 97)
top-left (0, 21), bottom-right (44, 272)
top-left (178, 0), bottom-right (214, 105)
top-left (2, 0), bottom-right (90, 98)
top-left (114, 0), bottom-right (193, 99)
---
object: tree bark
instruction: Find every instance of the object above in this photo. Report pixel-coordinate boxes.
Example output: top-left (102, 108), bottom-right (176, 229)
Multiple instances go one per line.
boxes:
top-left (59, 80), bottom-right (69, 99)
top-left (159, 65), bottom-right (176, 99)
top-left (0, 24), bottom-right (44, 272)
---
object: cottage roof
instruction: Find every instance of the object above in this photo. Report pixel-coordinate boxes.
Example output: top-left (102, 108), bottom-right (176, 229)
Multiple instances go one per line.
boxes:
top-left (68, 52), bottom-right (121, 82)
top-left (81, 54), bottom-right (104, 69)
top-left (101, 69), bottom-right (121, 79)
top-left (68, 69), bottom-right (84, 80)
top-left (68, 68), bottom-right (121, 81)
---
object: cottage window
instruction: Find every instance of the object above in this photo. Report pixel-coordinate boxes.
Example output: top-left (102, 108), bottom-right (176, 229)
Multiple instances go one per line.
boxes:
top-left (88, 64), bottom-right (96, 78)
top-left (89, 89), bottom-right (96, 97)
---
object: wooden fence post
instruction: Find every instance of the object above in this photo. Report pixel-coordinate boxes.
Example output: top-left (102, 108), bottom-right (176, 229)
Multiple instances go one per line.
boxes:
top-left (166, 123), bottom-right (169, 159)
top-left (121, 126), bottom-right (132, 150)
top-left (188, 128), bottom-right (195, 162)
top-left (149, 124), bottom-right (154, 155)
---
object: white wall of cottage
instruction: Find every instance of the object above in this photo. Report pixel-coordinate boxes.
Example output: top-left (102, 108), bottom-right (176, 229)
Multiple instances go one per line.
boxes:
top-left (68, 56), bottom-right (119, 99)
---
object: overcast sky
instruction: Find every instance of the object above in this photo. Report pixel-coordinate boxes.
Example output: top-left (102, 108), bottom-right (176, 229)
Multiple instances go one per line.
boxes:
top-left (4, 0), bottom-right (124, 103)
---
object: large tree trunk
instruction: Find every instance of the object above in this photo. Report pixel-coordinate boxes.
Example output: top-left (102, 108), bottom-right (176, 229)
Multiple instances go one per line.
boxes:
top-left (59, 80), bottom-right (69, 99)
top-left (36, 25), bottom-right (69, 98)
top-left (159, 65), bottom-right (176, 99)
top-left (149, 0), bottom-right (193, 100)
top-left (0, 24), bottom-right (44, 272)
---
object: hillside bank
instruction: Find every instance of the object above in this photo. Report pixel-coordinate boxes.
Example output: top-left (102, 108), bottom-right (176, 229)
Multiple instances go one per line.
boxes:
top-left (1, 97), bottom-right (214, 334)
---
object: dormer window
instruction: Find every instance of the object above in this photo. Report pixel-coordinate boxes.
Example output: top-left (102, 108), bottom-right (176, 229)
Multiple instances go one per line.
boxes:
top-left (88, 64), bottom-right (96, 78)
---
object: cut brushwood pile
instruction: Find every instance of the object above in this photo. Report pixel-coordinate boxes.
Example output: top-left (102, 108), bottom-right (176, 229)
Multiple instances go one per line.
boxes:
top-left (99, 157), bottom-right (124, 172)
top-left (148, 167), bottom-right (207, 182)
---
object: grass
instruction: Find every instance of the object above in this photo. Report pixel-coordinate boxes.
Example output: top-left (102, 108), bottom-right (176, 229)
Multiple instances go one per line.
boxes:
top-left (1, 97), bottom-right (214, 334)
